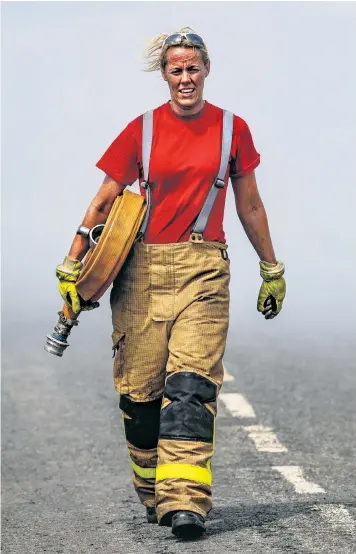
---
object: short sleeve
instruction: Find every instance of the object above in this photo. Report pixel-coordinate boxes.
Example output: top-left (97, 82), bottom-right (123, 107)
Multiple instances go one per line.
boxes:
top-left (230, 117), bottom-right (260, 178)
top-left (96, 120), bottom-right (140, 186)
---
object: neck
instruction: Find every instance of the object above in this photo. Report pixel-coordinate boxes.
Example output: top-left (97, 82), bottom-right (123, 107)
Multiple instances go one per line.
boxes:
top-left (169, 98), bottom-right (205, 118)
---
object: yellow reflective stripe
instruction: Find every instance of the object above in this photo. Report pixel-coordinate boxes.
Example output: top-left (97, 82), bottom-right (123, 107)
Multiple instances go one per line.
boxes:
top-left (156, 464), bottom-right (212, 486)
top-left (130, 460), bottom-right (156, 480)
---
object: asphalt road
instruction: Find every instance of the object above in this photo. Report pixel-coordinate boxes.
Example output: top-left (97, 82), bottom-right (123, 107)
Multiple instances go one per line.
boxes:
top-left (2, 318), bottom-right (356, 553)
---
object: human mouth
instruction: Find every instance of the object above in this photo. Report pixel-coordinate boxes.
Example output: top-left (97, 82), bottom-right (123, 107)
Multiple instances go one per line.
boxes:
top-left (179, 88), bottom-right (195, 97)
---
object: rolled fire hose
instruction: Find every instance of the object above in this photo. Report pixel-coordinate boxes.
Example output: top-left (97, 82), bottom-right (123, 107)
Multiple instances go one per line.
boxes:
top-left (45, 189), bottom-right (146, 356)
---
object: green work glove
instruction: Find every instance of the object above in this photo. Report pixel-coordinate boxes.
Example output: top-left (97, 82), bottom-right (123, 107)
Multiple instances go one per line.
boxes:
top-left (56, 256), bottom-right (83, 314)
top-left (257, 260), bottom-right (286, 320)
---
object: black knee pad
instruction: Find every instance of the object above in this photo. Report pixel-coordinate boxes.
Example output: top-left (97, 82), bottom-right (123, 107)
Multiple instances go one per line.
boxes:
top-left (160, 372), bottom-right (216, 443)
top-left (119, 395), bottom-right (162, 450)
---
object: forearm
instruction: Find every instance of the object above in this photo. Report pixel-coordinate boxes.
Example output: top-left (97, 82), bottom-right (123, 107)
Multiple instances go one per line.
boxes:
top-left (237, 204), bottom-right (277, 264)
top-left (66, 176), bottom-right (125, 261)
top-left (67, 202), bottom-right (112, 261)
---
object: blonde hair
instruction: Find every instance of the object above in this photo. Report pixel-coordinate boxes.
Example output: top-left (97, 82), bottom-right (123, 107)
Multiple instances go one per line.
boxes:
top-left (144, 27), bottom-right (210, 72)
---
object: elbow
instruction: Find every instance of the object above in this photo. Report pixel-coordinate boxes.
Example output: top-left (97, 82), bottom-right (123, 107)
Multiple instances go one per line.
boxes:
top-left (86, 199), bottom-right (112, 221)
top-left (88, 201), bottom-right (106, 215)
top-left (94, 202), bottom-right (108, 215)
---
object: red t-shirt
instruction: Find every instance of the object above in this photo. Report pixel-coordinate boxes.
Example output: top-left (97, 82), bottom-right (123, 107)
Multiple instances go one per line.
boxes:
top-left (96, 101), bottom-right (260, 244)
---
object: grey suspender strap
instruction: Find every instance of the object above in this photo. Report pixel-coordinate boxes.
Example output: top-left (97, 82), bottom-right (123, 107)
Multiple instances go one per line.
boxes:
top-left (138, 109), bottom-right (154, 237)
top-left (191, 110), bottom-right (234, 238)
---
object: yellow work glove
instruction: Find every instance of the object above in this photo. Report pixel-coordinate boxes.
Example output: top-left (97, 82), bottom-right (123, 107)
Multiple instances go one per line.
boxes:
top-left (257, 260), bottom-right (286, 320)
top-left (56, 256), bottom-right (83, 314)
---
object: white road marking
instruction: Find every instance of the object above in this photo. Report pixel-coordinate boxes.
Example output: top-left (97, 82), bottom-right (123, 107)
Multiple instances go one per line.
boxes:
top-left (218, 362), bottom-right (352, 536)
top-left (222, 362), bottom-right (235, 382)
top-left (312, 504), bottom-right (355, 534)
top-left (243, 425), bottom-right (288, 452)
top-left (219, 393), bottom-right (256, 418)
top-left (273, 466), bottom-right (326, 493)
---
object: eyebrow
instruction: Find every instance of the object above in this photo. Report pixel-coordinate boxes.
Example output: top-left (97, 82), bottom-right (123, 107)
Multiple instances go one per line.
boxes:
top-left (170, 64), bottom-right (199, 70)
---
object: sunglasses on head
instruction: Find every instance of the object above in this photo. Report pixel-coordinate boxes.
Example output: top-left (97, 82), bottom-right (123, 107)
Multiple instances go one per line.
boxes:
top-left (162, 33), bottom-right (205, 49)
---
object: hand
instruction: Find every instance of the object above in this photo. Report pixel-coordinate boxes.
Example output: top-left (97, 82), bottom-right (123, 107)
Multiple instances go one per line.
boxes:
top-left (56, 256), bottom-right (83, 314)
top-left (80, 298), bottom-right (100, 312)
top-left (257, 261), bottom-right (286, 320)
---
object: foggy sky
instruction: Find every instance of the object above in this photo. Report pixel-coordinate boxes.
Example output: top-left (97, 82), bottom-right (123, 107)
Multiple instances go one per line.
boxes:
top-left (2, 1), bottom-right (356, 354)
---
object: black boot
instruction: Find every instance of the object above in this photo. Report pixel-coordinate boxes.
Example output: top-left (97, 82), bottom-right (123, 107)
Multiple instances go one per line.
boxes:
top-left (146, 506), bottom-right (158, 524)
top-left (171, 511), bottom-right (206, 539)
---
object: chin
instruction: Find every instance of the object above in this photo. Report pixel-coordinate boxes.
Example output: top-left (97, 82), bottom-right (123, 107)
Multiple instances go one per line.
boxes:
top-left (176, 97), bottom-right (200, 110)
top-left (180, 101), bottom-right (195, 109)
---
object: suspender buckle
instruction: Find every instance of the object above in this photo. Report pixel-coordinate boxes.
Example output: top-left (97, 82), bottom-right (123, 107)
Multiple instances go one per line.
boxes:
top-left (189, 233), bottom-right (203, 243)
top-left (141, 180), bottom-right (149, 189)
top-left (214, 178), bottom-right (225, 189)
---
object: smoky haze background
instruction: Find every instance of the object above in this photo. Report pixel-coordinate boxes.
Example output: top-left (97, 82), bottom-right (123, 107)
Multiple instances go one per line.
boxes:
top-left (2, 1), bottom-right (356, 362)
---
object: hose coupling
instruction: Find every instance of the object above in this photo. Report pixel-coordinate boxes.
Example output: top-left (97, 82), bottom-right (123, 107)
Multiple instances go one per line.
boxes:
top-left (44, 311), bottom-right (79, 357)
top-left (77, 224), bottom-right (105, 249)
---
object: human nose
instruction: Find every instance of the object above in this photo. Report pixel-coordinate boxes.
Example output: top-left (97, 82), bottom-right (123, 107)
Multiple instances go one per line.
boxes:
top-left (180, 70), bottom-right (191, 84)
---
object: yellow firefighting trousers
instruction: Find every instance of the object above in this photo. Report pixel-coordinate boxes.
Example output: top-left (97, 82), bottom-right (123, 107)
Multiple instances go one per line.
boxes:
top-left (110, 239), bottom-right (230, 522)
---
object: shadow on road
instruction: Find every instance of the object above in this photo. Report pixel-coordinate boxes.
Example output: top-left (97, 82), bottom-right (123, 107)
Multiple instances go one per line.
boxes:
top-left (207, 499), bottom-right (356, 536)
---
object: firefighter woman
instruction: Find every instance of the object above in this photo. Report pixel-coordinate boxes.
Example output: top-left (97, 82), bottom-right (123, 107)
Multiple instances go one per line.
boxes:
top-left (55, 28), bottom-right (286, 539)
